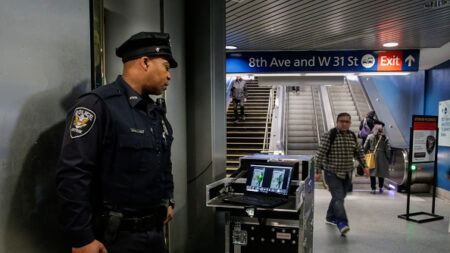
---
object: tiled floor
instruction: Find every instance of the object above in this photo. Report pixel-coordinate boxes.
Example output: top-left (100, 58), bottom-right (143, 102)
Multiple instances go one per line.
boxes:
top-left (313, 187), bottom-right (450, 253)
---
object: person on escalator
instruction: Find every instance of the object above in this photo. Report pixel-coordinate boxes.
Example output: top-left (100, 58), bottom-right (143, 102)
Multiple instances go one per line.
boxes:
top-left (364, 124), bottom-right (391, 194)
top-left (229, 76), bottom-right (248, 122)
top-left (359, 111), bottom-right (378, 145)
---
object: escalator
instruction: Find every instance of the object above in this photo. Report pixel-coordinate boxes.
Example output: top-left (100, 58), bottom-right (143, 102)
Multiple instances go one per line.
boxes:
top-left (286, 86), bottom-right (320, 156)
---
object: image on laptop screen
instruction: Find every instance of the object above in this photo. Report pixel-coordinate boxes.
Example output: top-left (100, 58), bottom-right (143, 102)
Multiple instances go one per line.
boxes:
top-left (250, 167), bottom-right (265, 188)
top-left (246, 165), bottom-right (293, 195)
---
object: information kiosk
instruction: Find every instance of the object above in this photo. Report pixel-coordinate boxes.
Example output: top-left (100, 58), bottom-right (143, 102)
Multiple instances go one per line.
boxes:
top-left (206, 154), bottom-right (314, 253)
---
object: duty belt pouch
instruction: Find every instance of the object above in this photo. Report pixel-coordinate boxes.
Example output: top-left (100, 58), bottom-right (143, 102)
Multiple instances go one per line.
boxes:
top-left (104, 211), bottom-right (123, 242)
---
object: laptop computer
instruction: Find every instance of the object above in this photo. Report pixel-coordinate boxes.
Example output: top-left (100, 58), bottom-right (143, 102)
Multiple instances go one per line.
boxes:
top-left (223, 164), bottom-right (293, 208)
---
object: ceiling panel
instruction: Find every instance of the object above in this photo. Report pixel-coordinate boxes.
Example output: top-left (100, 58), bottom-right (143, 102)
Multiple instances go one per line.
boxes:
top-left (226, 0), bottom-right (450, 50)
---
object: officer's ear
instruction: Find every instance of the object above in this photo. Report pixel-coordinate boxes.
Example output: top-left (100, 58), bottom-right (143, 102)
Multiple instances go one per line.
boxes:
top-left (140, 57), bottom-right (150, 71)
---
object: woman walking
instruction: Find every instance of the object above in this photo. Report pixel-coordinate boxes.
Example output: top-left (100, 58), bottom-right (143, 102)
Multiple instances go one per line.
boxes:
top-left (364, 124), bottom-right (391, 194)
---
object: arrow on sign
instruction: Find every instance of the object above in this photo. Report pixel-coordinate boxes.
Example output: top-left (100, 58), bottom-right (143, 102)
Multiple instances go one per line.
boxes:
top-left (405, 55), bottom-right (415, 67)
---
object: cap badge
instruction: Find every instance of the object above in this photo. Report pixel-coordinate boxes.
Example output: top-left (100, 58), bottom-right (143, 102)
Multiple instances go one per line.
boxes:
top-left (155, 47), bottom-right (160, 53)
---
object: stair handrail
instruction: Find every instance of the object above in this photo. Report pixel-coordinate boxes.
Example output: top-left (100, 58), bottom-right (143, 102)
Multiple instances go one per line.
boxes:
top-left (225, 77), bottom-right (233, 111)
top-left (262, 87), bottom-right (275, 152)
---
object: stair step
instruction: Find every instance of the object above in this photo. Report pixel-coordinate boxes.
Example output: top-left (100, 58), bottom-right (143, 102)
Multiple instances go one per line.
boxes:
top-left (245, 100), bottom-right (270, 102)
top-left (228, 148), bottom-right (264, 151)
top-left (288, 137), bottom-right (318, 142)
top-left (227, 137), bottom-right (265, 140)
top-left (227, 117), bottom-right (268, 120)
top-left (227, 126), bottom-right (270, 129)
top-left (227, 142), bottom-right (264, 145)
top-left (288, 143), bottom-right (319, 149)
top-left (227, 131), bottom-right (267, 135)
top-left (227, 121), bottom-right (270, 124)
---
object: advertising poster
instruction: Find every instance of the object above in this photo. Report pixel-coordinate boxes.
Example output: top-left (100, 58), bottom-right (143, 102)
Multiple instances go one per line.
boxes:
top-left (412, 116), bottom-right (437, 163)
top-left (438, 100), bottom-right (450, 147)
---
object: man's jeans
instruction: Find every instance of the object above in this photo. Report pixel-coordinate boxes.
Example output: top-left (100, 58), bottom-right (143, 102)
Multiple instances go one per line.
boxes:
top-left (233, 98), bottom-right (245, 119)
top-left (324, 170), bottom-right (351, 224)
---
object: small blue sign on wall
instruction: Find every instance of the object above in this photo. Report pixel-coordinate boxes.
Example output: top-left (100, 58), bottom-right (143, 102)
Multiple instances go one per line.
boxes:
top-left (226, 50), bottom-right (420, 73)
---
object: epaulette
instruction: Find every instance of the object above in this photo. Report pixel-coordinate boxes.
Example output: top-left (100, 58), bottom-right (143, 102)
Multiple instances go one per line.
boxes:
top-left (79, 83), bottom-right (122, 100)
top-left (91, 83), bottom-right (122, 99)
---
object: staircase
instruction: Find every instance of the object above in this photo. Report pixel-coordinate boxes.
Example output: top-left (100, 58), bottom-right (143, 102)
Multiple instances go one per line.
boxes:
top-left (226, 79), bottom-right (274, 175)
top-left (286, 86), bottom-right (320, 156)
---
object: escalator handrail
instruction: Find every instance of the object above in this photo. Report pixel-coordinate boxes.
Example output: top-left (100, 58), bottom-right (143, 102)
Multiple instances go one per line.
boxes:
top-left (284, 86), bottom-right (289, 155)
top-left (267, 85), bottom-right (285, 154)
top-left (311, 87), bottom-right (321, 147)
top-left (390, 146), bottom-right (409, 186)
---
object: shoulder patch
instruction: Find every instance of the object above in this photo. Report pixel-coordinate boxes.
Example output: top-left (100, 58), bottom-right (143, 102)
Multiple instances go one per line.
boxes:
top-left (70, 107), bottom-right (96, 138)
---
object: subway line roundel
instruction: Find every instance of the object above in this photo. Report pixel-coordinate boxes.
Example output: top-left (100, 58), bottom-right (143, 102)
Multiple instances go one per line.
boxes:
top-left (70, 107), bottom-right (96, 138)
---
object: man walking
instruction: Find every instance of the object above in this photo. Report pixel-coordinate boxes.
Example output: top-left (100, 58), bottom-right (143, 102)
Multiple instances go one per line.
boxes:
top-left (229, 76), bottom-right (248, 122)
top-left (315, 112), bottom-right (368, 236)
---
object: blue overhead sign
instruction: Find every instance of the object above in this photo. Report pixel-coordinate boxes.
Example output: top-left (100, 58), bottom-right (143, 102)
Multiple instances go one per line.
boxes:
top-left (226, 50), bottom-right (420, 73)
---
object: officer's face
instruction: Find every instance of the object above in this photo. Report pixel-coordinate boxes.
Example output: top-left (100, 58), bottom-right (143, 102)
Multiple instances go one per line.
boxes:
top-left (143, 57), bottom-right (171, 95)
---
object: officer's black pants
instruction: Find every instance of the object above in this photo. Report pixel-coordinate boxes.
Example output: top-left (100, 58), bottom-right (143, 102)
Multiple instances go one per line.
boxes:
top-left (233, 98), bottom-right (245, 120)
top-left (103, 227), bottom-right (167, 253)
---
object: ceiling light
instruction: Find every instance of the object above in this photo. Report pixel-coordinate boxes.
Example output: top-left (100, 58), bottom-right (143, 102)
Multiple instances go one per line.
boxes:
top-left (383, 42), bottom-right (399, 48)
top-left (226, 45), bottom-right (238, 50)
top-left (424, 0), bottom-right (449, 8)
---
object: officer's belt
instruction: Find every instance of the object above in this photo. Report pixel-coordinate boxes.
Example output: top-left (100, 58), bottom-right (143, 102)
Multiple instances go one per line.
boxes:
top-left (99, 213), bottom-right (163, 232)
top-left (120, 215), bottom-right (163, 231)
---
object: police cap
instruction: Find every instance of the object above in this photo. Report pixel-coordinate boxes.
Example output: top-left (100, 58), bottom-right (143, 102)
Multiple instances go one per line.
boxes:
top-left (116, 32), bottom-right (178, 68)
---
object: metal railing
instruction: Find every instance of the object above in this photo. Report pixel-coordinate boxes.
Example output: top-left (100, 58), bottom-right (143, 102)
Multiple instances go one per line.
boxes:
top-left (320, 86), bottom-right (335, 131)
top-left (225, 78), bottom-right (233, 110)
top-left (262, 87), bottom-right (275, 152)
top-left (317, 87), bottom-right (328, 133)
top-left (311, 87), bottom-right (321, 145)
top-left (268, 86), bottom-right (286, 154)
top-left (284, 86), bottom-right (289, 155)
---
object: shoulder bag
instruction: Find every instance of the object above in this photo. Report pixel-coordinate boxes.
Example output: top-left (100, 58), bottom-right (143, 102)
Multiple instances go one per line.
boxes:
top-left (365, 136), bottom-right (382, 169)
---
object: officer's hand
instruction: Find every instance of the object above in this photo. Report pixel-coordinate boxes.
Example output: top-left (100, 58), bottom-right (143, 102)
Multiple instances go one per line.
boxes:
top-left (72, 240), bottom-right (107, 253)
top-left (364, 168), bottom-right (370, 177)
top-left (229, 97), bottom-right (233, 102)
top-left (244, 98), bottom-right (247, 103)
top-left (164, 206), bottom-right (173, 224)
top-left (314, 173), bottom-right (321, 181)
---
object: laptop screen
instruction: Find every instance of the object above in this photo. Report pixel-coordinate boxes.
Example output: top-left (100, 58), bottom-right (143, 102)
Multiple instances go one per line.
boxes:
top-left (246, 164), bottom-right (293, 196)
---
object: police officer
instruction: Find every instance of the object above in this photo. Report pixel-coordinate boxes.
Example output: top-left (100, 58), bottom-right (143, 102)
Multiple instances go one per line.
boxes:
top-left (56, 32), bottom-right (177, 253)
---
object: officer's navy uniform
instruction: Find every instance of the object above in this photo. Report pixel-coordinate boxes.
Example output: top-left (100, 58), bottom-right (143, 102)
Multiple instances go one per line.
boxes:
top-left (57, 32), bottom-right (176, 253)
